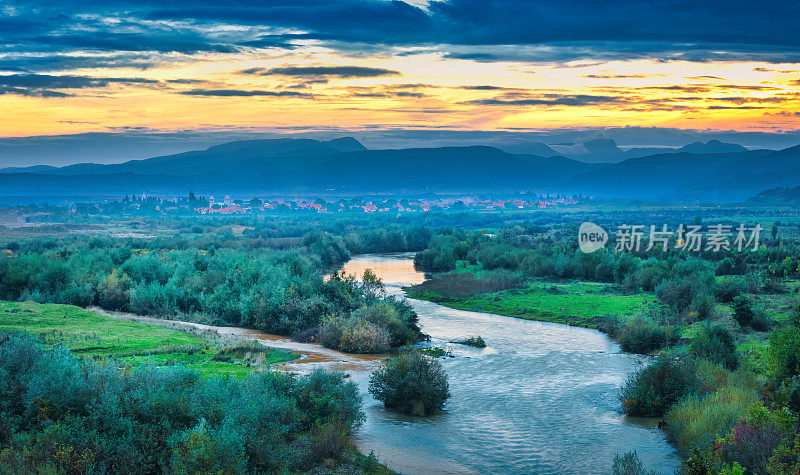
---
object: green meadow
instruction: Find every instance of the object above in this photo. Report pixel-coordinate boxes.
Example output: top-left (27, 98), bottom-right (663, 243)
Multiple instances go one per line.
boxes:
top-left (0, 300), bottom-right (295, 375)
top-left (414, 280), bottom-right (652, 327)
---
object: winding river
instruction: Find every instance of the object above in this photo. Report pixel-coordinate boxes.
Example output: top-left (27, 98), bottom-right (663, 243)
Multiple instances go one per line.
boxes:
top-left (98, 252), bottom-right (680, 474)
top-left (342, 253), bottom-right (680, 475)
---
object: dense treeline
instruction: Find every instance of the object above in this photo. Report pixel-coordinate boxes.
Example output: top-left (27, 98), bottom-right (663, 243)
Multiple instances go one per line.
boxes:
top-left (0, 232), bottom-right (421, 352)
top-left (619, 316), bottom-right (800, 473)
top-left (412, 223), bottom-right (800, 472)
top-left (0, 333), bottom-right (371, 473)
top-left (415, 226), bottom-right (795, 317)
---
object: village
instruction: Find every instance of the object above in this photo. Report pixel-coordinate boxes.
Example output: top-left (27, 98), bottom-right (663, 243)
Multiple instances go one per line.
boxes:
top-left (191, 194), bottom-right (582, 215)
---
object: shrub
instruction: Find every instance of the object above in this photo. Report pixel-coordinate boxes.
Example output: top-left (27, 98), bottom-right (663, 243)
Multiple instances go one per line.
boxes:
top-left (665, 385), bottom-right (759, 453)
top-left (691, 325), bottom-right (738, 370)
top-left (691, 295), bottom-right (716, 321)
top-left (654, 259), bottom-right (715, 314)
top-left (319, 311), bottom-right (391, 354)
top-left (318, 315), bottom-right (344, 349)
top-left (612, 451), bottom-right (656, 475)
top-left (351, 303), bottom-right (413, 347)
top-left (620, 354), bottom-right (699, 417)
top-left (768, 325), bottom-right (800, 381)
top-left (656, 277), bottom-right (713, 315)
top-left (339, 319), bottom-right (390, 354)
top-left (0, 334), bottom-right (364, 473)
top-left (617, 319), bottom-right (673, 354)
top-left (451, 336), bottom-right (486, 348)
top-left (369, 351), bottom-right (450, 416)
top-left (732, 295), bottom-right (755, 327)
top-left (715, 278), bottom-right (748, 303)
top-left (716, 258), bottom-right (736, 276)
top-left (407, 271), bottom-right (523, 300)
top-left (768, 431), bottom-right (800, 474)
top-left (717, 420), bottom-right (785, 474)
top-left (750, 311), bottom-right (772, 332)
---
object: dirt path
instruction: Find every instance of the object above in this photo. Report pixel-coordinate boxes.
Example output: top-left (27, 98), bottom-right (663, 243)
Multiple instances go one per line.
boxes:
top-left (89, 307), bottom-right (384, 373)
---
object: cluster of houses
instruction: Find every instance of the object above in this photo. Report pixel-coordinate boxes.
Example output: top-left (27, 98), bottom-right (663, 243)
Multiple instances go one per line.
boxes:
top-left (194, 195), bottom-right (580, 215)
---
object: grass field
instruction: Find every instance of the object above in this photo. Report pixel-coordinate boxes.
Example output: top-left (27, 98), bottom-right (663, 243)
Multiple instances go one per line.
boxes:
top-left (0, 300), bottom-right (295, 375)
top-left (413, 280), bottom-right (652, 327)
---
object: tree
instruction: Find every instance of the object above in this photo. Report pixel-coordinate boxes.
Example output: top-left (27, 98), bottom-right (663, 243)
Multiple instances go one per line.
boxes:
top-left (732, 294), bottom-right (755, 327)
top-left (369, 351), bottom-right (450, 416)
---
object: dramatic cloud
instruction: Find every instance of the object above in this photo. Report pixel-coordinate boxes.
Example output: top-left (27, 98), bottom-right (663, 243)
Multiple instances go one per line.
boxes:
top-left (0, 74), bottom-right (158, 88)
top-left (178, 89), bottom-right (311, 97)
top-left (3, 0), bottom-right (798, 65)
top-left (464, 95), bottom-right (625, 106)
top-left (0, 86), bottom-right (71, 97)
top-left (0, 73), bottom-right (160, 97)
top-left (241, 66), bottom-right (401, 78)
top-left (1, 0), bottom-right (798, 136)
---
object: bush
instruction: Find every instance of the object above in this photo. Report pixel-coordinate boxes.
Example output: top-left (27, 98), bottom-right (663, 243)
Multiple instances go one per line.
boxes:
top-left (732, 294), bottom-right (755, 327)
top-left (654, 259), bottom-right (715, 314)
top-left (318, 310), bottom-right (392, 354)
top-left (656, 277), bottom-right (711, 314)
top-left (768, 431), bottom-right (800, 474)
top-left (617, 320), bottom-right (673, 354)
top-left (407, 270), bottom-right (523, 300)
top-left (717, 420), bottom-right (785, 474)
top-left (691, 295), bottom-right (716, 321)
top-left (665, 385), bottom-right (759, 453)
top-left (339, 320), bottom-right (390, 354)
top-left (715, 278), bottom-right (748, 303)
top-left (351, 303), bottom-right (414, 347)
top-left (620, 354), bottom-right (699, 417)
top-left (0, 334), bottom-right (364, 473)
top-left (369, 351), bottom-right (450, 416)
top-left (451, 336), bottom-right (486, 348)
top-left (716, 258), bottom-right (736, 276)
top-left (691, 325), bottom-right (739, 370)
top-left (612, 451), bottom-right (656, 475)
top-left (769, 325), bottom-right (800, 381)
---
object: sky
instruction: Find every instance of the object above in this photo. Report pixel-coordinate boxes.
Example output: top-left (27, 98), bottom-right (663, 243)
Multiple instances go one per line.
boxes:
top-left (2, 0), bottom-right (800, 138)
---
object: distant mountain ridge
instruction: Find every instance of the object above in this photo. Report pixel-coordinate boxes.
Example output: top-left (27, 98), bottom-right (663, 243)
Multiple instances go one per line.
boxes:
top-left (0, 137), bottom-right (602, 195)
top-left (545, 138), bottom-right (752, 163)
top-left (1, 136), bottom-right (798, 201)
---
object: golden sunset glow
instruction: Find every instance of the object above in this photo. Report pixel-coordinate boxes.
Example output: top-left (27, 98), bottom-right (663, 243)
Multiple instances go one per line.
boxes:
top-left (3, 51), bottom-right (799, 137)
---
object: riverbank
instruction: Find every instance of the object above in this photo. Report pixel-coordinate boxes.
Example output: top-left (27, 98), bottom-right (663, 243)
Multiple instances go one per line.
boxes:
top-left (0, 299), bottom-right (396, 474)
top-left (0, 300), bottom-right (296, 375)
top-left (342, 253), bottom-right (680, 474)
top-left (405, 279), bottom-right (652, 332)
top-left (89, 306), bottom-right (386, 373)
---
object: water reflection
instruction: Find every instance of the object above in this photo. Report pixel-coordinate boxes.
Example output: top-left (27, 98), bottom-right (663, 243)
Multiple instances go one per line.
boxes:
top-left (343, 253), bottom-right (680, 475)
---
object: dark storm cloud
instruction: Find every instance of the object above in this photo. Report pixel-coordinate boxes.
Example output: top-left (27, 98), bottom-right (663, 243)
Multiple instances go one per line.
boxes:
top-left (240, 66), bottom-right (401, 78)
top-left (0, 0), bottom-right (796, 72)
top-left (177, 89), bottom-right (311, 97)
top-left (22, 31), bottom-right (237, 54)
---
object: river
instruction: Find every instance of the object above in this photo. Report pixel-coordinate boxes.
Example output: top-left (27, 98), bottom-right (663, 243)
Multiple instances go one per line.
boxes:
top-left (342, 253), bottom-right (680, 475)
top-left (96, 252), bottom-right (680, 474)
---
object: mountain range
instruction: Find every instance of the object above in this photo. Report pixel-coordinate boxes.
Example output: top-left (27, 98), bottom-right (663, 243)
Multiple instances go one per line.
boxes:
top-left (1, 136), bottom-right (798, 201)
